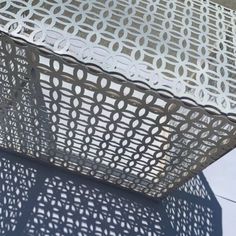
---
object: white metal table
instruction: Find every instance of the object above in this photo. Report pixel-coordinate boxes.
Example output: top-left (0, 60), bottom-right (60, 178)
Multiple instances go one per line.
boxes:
top-left (0, 0), bottom-right (235, 198)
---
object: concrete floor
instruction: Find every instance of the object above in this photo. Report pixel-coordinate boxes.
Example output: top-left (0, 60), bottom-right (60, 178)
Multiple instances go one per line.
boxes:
top-left (211, 0), bottom-right (236, 10)
top-left (204, 149), bottom-right (236, 236)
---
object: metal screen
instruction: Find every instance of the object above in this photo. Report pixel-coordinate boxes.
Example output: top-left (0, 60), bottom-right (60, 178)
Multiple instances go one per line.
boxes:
top-left (0, 0), bottom-right (235, 198)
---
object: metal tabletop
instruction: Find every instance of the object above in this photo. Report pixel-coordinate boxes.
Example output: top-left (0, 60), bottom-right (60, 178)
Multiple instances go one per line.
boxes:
top-left (0, 0), bottom-right (235, 198)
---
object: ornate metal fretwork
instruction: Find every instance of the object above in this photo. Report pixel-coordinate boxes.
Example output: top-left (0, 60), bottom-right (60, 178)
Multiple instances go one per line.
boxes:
top-left (0, 0), bottom-right (235, 198)
top-left (0, 0), bottom-right (235, 119)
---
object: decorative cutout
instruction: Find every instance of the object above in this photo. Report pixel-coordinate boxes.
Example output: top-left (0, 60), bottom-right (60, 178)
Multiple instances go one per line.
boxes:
top-left (0, 151), bottom-right (222, 236)
top-left (0, 34), bottom-right (235, 198)
top-left (0, 0), bottom-right (235, 119)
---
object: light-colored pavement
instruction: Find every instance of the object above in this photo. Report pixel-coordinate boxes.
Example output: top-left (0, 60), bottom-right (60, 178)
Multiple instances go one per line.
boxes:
top-left (211, 0), bottom-right (236, 10)
top-left (204, 149), bottom-right (236, 236)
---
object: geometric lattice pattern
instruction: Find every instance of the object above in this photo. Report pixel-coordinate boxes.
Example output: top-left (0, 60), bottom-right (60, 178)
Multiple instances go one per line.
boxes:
top-left (0, 0), bottom-right (235, 119)
top-left (0, 34), bottom-right (235, 198)
top-left (0, 150), bottom-right (222, 236)
top-left (0, 155), bottom-right (36, 236)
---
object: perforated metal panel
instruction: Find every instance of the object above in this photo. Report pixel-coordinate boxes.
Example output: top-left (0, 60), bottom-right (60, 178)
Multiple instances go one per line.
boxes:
top-left (0, 0), bottom-right (235, 198)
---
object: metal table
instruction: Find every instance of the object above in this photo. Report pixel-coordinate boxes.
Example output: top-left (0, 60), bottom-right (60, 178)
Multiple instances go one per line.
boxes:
top-left (0, 0), bottom-right (235, 198)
